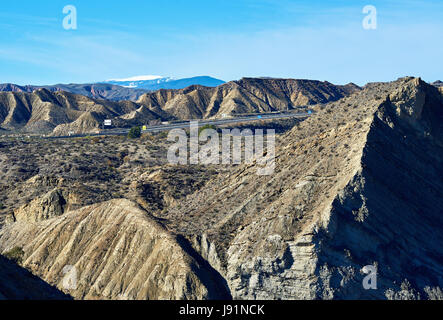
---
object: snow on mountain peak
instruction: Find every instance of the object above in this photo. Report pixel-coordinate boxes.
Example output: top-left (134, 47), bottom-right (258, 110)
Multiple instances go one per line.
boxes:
top-left (106, 75), bottom-right (167, 82)
top-left (101, 76), bottom-right (225, 90)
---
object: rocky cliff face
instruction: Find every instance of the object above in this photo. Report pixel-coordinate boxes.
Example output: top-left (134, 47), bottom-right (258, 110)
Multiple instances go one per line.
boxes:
top-left (13, 188), bottom-right (73, 223)
top-left (305, 78), bottom-right (443, 299)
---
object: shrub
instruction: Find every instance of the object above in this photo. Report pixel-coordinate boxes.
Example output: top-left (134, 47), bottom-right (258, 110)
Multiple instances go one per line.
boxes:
top-left (4, 246), bottom-right (25, 264)
top-left (156, 131), bottom-right (168, 139)
top-left (128, 126), bottom-right (141, 139)
top-left (141, 133), bottom-right (154, 141)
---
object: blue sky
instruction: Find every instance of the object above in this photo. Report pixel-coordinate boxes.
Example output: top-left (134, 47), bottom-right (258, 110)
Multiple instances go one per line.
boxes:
top-left (0, 0), bottom-right (442, 85)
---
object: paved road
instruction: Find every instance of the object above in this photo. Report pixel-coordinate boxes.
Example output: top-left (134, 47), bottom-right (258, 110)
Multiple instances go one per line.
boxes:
top-left (47, 111), bottom-right (311, 139)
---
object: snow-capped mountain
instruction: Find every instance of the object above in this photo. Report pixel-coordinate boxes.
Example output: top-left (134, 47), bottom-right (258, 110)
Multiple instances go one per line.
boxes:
top-left (101, 75), bottom-right (225, 90)
top-left (103, 75), bottom-right (173, 89)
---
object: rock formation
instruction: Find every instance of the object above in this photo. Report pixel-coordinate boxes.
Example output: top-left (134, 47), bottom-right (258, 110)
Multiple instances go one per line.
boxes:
top-left (13, 188), bottom-right (69, 223)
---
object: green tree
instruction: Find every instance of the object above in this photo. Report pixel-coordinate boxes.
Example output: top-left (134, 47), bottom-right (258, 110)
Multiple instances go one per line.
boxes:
top-left (128, 126), bottom-right (141, 139)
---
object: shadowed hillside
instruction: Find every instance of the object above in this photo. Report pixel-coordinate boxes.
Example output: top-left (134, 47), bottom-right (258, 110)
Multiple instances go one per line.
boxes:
top-left (0, 255), bottom-right (72, 300)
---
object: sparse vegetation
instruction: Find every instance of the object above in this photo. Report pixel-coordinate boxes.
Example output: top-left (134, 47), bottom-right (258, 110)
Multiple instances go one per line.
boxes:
top-left (4, 246), bottom-right (25, 264)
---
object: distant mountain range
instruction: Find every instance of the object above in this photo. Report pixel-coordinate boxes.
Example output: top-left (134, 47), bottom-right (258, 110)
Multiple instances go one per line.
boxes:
top-left (0, 83), bottom-right (149, 102)
top-left (0, 78), bottom-right (360, 135)
top-left (0, 76), bottom-right (225, 102)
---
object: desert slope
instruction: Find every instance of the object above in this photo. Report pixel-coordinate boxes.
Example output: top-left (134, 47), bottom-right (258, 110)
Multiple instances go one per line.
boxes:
top-left (0, 199), bottom-right (230, 300)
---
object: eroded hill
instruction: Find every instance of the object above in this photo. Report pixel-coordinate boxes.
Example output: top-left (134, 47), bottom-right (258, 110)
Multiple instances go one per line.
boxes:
top-left (0, 88), bottom-right (159, 135)
top-left (0, 199), bottom-right (230, 300)
top-left (137, 78), bottom-right (359, 120)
